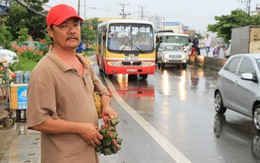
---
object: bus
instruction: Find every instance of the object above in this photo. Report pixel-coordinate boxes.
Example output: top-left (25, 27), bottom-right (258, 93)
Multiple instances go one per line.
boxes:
top-left (155, 31), bottom-right (191, 62)
top-left (96, 19), bottom-right (155, 80)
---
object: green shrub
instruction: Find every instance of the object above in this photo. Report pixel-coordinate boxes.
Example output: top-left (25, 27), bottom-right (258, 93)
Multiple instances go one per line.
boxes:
top-left (9, 50), bottom-right (43, 72)
top-left (9, 58), bottom-right (38, 72)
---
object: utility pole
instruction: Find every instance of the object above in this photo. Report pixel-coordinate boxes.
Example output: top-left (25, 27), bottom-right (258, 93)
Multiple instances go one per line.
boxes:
top-left (238, 0), bottom-right (251, 16)
top-left (78, 0), bottom-right (80, 16)
top-left (138, 5), bottom-right (146, 19)
top-left (119, 3), bottom-right (130, 19)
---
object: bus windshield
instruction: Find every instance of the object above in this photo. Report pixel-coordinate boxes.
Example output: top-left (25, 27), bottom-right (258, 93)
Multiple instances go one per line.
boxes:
top-left (108, 23), bottom-right (154, 52)
top-left (165, 35), bottom-right (189, 46)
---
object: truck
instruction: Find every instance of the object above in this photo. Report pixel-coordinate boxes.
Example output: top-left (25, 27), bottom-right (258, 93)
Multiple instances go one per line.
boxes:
top-left (224, 25), bottom-right (260, 58)
top-left (155, 31), bottom-right (191, 63)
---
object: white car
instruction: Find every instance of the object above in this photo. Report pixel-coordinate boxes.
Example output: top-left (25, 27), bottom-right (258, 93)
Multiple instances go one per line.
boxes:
top-left (157, 43), bottom-right (188, 69)
top-left (0, 47), bottom-right (19, 64)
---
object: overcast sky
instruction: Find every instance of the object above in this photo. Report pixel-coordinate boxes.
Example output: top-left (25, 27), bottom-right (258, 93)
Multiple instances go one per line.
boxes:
top-left (46, 0), bottom-right (259, 33)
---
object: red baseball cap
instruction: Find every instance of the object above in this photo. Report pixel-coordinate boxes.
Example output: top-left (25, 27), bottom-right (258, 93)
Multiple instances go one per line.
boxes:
top-left (46, 4), bottom-right (83, 27)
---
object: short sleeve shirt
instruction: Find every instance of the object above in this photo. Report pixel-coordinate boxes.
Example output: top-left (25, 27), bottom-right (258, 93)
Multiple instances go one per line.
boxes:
top-left (26, 52), bottom-right (110, 163)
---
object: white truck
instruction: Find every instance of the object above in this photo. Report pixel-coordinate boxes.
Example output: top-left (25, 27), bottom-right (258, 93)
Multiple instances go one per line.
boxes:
top-left (224, 25), bottom-right (260, 58)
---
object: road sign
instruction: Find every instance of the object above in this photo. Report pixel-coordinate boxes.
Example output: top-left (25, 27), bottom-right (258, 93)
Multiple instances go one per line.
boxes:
top-left (164, 22), bottom-right (179, 26)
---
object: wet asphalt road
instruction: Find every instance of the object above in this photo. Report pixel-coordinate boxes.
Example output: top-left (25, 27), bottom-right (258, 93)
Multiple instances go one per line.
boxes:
top-left (1, 57), bottom-right (260, 162)
top-left (95, 62), bottom-right (260, 163)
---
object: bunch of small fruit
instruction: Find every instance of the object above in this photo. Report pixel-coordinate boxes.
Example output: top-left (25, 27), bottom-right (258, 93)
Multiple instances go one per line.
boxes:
top-left (96, 116), bottom-right (123, 155)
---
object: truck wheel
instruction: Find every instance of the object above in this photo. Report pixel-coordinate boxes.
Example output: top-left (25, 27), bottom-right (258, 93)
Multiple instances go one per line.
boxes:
top-left (161, 62), bottom-right (165, 68)
top-left (156, 60), bottom-right (160, 66)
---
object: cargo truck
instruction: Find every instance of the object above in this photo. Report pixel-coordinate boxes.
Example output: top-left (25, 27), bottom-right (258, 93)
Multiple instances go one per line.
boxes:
top-left (224, 25), bottom-right (260, 58)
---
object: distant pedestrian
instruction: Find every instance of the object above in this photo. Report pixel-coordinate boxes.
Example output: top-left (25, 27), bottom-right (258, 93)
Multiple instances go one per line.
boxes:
top-left (192, 35), bottom-right (200, 55)
top-left (204, 34), bottom-right (211, 56)
top-left (190, 45), bottom-right (197, 65)
top-left (213, 45), bottom-right (221, 57)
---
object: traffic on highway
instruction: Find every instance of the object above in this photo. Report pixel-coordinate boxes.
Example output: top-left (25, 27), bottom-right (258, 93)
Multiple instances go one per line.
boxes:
top-left (1, 2), bottom-right (260, 163)
top-left (95, 61), bottom-right (260, 163)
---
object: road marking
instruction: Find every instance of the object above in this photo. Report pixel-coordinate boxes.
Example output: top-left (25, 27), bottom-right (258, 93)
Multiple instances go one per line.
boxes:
top-left (105, 78), bottom-right (192, 163)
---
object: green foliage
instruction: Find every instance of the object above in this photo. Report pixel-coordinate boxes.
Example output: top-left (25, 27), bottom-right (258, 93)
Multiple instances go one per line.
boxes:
top-left (250, 15), bottom-right (260, 25)
top-left (0, 24), bottom-right (12, 49)
top-left (16, 28), bottom-right (29, 45)
top-left (43, 32), bottom-right (52, 46)
top-left (207, 9), bottom-right (260, 42)
top-left (81, 18), bottom-right (102, 45)
top-left (19, 50), bottom-right (43, 62)
top-left (4, 1), bottom-right (47, 40)
top-left (9, 50), bottom-right (43, 72)
top-left (9, 58), bottom-right (38, 72)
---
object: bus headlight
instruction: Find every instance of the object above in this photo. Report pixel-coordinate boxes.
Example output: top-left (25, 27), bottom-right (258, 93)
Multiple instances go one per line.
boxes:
top-left (107, 61), bottom-right (121, 66)
top-left (142, 62), bottom-right (155, 66)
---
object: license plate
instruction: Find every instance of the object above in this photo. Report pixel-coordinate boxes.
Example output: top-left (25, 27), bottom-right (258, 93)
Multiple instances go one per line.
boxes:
top-left (169, 55), bottom-right (180, 58)
top-left (126, 69), bottom-right (137, 72)
top-left (125, 56), bottom-right (139, 61)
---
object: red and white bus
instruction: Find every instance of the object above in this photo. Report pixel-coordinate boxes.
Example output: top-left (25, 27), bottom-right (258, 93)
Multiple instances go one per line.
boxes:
top-left (96, 19), bottom-right (155, 80)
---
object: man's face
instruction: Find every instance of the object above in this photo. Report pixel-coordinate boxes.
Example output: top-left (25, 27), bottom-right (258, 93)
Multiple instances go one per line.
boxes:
top-left (48, 18), bottom-right (81, 50)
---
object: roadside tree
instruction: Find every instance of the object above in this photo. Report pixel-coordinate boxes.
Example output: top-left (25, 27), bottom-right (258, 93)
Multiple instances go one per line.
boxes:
top-left (207, 9), bottom-right (260, 42)
top-left (4, 0), bottom-right (47, 41)
top-left (0, 24), bottom-right (12, 49)
top-left (81, 18), bottom-right (102, 45)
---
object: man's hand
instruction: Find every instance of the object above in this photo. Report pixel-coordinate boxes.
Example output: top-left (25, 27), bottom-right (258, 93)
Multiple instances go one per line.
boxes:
top-left (102, 106), bottom-right (118, 122)
top-left (78, 123), bottom-right (103, 147)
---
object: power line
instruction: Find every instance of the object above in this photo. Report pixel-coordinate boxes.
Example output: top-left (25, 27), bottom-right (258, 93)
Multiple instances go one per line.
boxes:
top-left (138, 5), bottom-right (146, 19)
top-left (118, 3), bottom-right (130, 19)
top-left (238, 0), bottom-right (252, 16)
top-left (14, 0), bottom-right (46, 17)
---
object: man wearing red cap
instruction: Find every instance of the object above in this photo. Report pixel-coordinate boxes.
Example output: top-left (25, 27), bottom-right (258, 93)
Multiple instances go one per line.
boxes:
top-left (26, 4), bottom-right (118, 163)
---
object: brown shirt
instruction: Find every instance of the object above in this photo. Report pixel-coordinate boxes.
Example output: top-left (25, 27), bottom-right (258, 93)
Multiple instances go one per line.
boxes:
top-left (26, 52), bottom-right (110, 163)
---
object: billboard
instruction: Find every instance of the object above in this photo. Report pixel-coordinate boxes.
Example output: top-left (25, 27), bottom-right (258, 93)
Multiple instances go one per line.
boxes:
top-left (164, 22), bottom-right (180, 26)
top-left (0, 0), bottom-right (12, 16)
top-left (183, 26), bottom-right (189, 31)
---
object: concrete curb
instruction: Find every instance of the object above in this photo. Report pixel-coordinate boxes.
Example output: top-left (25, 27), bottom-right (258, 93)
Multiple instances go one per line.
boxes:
top-left (194, 56), bottom-right (227, 71)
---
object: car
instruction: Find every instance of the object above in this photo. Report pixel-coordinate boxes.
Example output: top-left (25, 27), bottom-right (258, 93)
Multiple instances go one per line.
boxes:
top-left (214, 53), bottom-right (260, 133)
top-left (157, 43), bottom-right (188, 69)
top-left (0, 47), bottom-right (19, 64)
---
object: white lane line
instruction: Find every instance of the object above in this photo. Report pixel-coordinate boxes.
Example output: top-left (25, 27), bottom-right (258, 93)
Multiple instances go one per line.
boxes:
top-left (105, 78), bottom-right (191, 163)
